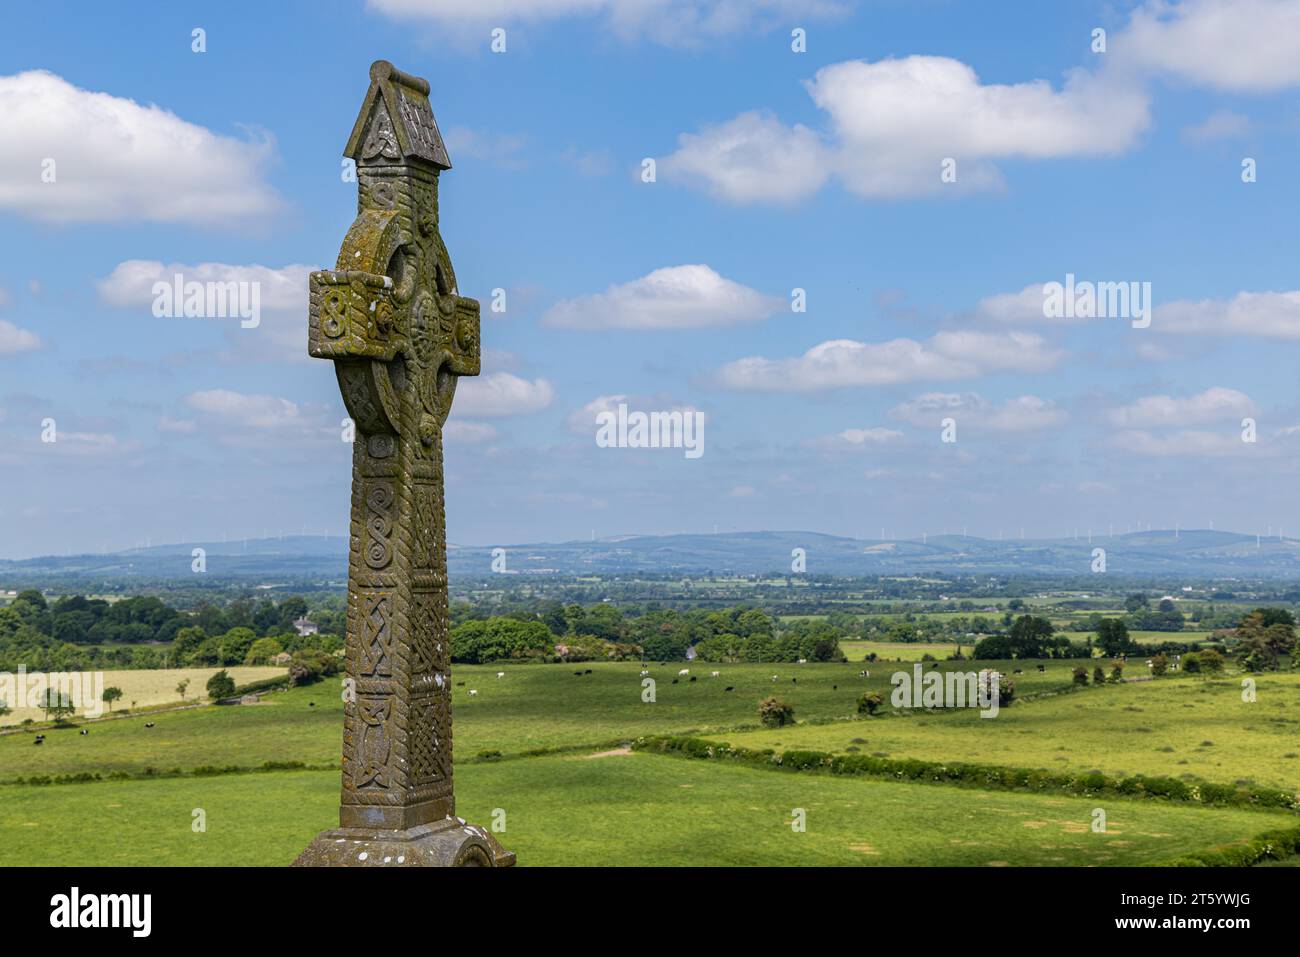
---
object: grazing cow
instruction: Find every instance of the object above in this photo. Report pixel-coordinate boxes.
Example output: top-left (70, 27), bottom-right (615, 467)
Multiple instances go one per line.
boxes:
top-left (497, 672), bottom-right (505, 679)
top-left (457, 681), bottom-right (465, 686)
top-left (308, 702), bottom-right (315, 707)
top-left (859, 670), bottom-right (870, 678)
top-left (724, 686), bottom-right (734, 692)
top-left (1036, 664), bottom-right (1046, 673)
top-left (79, 729), bottom-right (88, 736)
top-left (145, 722), bottom-right (156, 728)
top-left (573, 671), bottom-right (583, 676)
top-left (771, 675), bottom-right (779, 682)
top-left (689, 676), bottom-right (697, 682)
top-left (678, 669), bottom-right (690, 676)
top-left (468, 690), bottom-right (478, 697)
top-left (584, 669), bottom-right (592, 675)
top-left (672, 679), bottom-right (679, 685)
top-left (639, 669), bottom-right (649, 677)
top-left (710, 671), bottom-right (720, 678)
top-left (33, 738), bottom-right (42, 746)
top-left (832, 685), bottom-right (837, 691)
top-left (797, 658), bottom-right (807, 665)
top-left (1013, 668), bottom-right (1023, 674)
top-left (791, 677), bottom-right (797, 684)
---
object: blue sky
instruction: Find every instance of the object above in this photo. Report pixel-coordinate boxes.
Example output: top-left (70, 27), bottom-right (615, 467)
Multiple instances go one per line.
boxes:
top-left (4, 0), bottom-right (1300, 558)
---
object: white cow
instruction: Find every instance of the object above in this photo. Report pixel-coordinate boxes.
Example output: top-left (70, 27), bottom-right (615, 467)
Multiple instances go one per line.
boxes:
top-left (678, 669), bottom-right (690, 676)
top-left (468, 689), bottom-right (478, 697)
top-left (710, 671), bottom-right (720, 678)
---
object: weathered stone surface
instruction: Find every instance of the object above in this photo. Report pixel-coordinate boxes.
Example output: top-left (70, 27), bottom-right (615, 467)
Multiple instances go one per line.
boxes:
top-left (294, 61), bottom-right (512, 868)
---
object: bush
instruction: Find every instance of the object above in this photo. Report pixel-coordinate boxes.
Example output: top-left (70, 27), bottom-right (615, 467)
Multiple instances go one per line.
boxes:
top-left (244, 636), bottom-right (284, 666)
top-left (288, 649), bottom-right (341, 687)
top-left (1073, 666), bottom-right (1089, 686)
top-left (206, 669), bottom-right (236, 700)
top-left (1150, 653), bottom-right (1168, 677)
top-left (1184, 649), bottom-right (1225, 675)
top-left (997, 679), bottom-right (1016, 707)
top-left (451, 617), bottom-right (554, 664)
top-left (1110, 663), bottom-right (1124, 683)
top-left (759, 696), bottom-right (794, 728)
top-left (857, 691), bottom-right (883, 716)
top-left (1092, 666), bottom-right (1106, 685)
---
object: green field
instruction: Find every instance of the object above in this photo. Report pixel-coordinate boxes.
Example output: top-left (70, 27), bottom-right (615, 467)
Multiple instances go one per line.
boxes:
top-left (2, 658), bottom-right (1296, 866)
top-left (722, 673), bottom-right (1300, 791)
top-left (1, 754), bottom-right (1292, 866)
top-left (0, 660), bottom-right (1074, 780)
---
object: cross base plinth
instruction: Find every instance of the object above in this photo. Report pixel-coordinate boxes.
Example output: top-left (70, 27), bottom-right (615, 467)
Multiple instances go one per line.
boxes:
top-left (293, 820), bottom-right (515, 867)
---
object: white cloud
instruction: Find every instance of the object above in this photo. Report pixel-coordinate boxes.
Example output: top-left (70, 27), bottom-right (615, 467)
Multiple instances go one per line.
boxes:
top-left (662, 55), bottom-right (1149, 202)
top-left (444, 421), bottom-right (499, 444)
top-left (566, 393), bottom-right (704, 434)
top-left (659, 113), bottom-right (831, 204)
top-left (1111, 429), bottom-right (1245, 457)
top-left (972, 282), bottom-right (1102, 327)
top-left (811, 58), bottom-right (1147, 198)
top-left (1118, 0), bottom-right (1300, 93)
top-left (568, 394), bottom-right (626, 434)
top-left (1107, 387), bottom-right (1254, 427)
top-left (157, 416), bottom-right (197, 434)
top-left (443, 126), bottom-right (528, 169)
top-left (806, 426), bottom-right (905, 450)
top-left (97, 260), bottom-right (317, 361)
top-left (454, 372), bottom-right (554, 417)
top-left (713, 331), bottom-right (1061, 393)
top-left (0, 70), bottom-right (282, 225)
top-left (366, 0), bottom-right (848, 45)
top-left (42, 431), bottom-right (126, 457)
top-left (1154, 290), bottom-right (1300, 338)
top-left (542, 264), bottom-right (781, 330)
top-left (185, 389), bottom-right (313, 429)
top-left (890, 393), bottom-right (1067, 432)
top-left (839, 427), bottom-right (905, 444)
top-left (1181, 109), bottom-right (1251, 143)
top-left (0, 319), bottom-right (41, 355)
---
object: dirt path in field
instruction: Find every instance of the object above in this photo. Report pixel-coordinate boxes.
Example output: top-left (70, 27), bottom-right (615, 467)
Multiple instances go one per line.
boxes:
top-left (584, 747), bottom-right (633, 759)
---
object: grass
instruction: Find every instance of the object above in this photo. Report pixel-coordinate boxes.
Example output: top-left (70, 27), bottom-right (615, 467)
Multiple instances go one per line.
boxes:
top-left (1, 752), bottom-right (1292, 866)
top-left (0, 660), bottom-right (1074, 781)
top-left (0, 666), bottom-right (285, 726)
top-left (721, 673), bottom-right (1300, 791)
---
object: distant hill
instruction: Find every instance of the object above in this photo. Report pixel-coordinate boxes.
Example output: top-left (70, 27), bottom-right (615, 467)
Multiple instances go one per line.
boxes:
top-left (4, 529), bottom-right (1300, 585)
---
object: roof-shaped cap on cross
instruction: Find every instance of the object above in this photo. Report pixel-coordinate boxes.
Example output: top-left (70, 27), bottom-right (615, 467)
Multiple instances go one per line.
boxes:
top-left (344, 59), bottom-right (451, 170)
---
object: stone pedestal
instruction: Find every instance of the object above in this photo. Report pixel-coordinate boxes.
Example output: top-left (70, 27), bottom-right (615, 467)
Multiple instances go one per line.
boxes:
top-left (295, 820), bottom-right (515, 867)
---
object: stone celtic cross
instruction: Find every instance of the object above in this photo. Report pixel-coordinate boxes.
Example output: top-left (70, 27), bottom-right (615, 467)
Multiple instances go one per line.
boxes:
top-left (295, 61), bottom-right (513, 867)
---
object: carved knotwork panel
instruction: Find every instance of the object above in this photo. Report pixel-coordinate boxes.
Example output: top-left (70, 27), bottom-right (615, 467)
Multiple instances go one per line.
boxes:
top-left (359, 592), bottom-right (393, 677)
top-left (355, 695), bottom-right (393, 790)
top-left (364, 481), bottom-right (395, 570)
top-left (407, 692), bottom-right (451, 786)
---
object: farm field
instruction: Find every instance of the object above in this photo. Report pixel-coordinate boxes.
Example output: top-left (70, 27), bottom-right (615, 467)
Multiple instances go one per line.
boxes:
top-left (839, 640), bottom-right (959, 660)
top-left (0, 752), bottom-right (1292, 867)
top-left (0, 667), bottom-right (285, 726)
top-left (723, 673), bottom-right (1300, 791)
top-left (1127, 629), bottom-right (1214, 645)
top-left (0, 660), bottom-right (1075, 780)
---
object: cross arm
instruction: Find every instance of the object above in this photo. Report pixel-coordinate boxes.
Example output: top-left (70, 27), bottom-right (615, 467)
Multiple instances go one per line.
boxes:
top-left (308, 269), bottom-right (403, 362)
